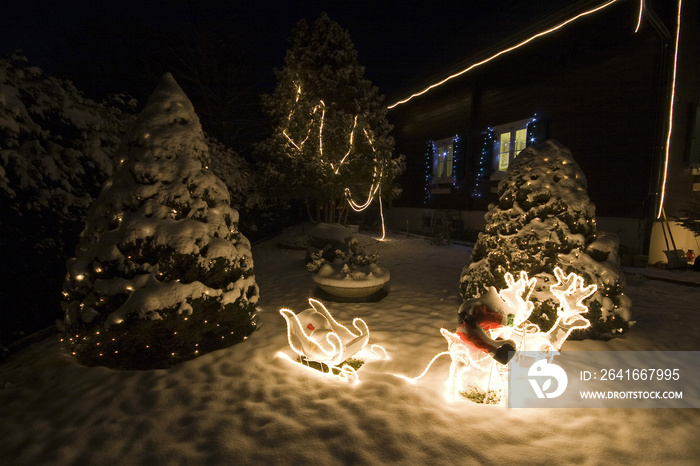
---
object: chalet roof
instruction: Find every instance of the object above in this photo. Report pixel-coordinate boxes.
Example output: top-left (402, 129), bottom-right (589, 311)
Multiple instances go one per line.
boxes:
top-left (387, 0), bottom-right (660, 109)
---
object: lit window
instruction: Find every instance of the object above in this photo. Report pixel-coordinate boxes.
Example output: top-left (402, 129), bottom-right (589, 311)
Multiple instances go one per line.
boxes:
top-left (498, 132), bottom-right (511, 171)
top-left (431, 136), bottom-right (456, 184)
top-left (493, 118), bottom-right (532, 173)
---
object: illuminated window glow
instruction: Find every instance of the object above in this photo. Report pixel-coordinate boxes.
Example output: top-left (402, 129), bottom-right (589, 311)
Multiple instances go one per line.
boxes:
top-left (493, 119), bottom-right (532, 173)
top-left (431, 136), bottom-right (456, 184)
top-left (498, 132), bottom-right (511, 172)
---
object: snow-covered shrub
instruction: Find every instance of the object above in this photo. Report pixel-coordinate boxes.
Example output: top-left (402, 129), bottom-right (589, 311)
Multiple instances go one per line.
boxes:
top-left (306, 243), bottom-right (380, 273)
top-left (0, 53), bottom-right (135, 228)
top-left (460, 140), bottom-right (631, 338)
top-left (207, 136), bottom-right (261, 212)
top-left (0, 53), bottom-right (136, 343)
top-left (207, 135), bottom-right (272, 238)
top-left (61, 73), bottom-right (259, 370)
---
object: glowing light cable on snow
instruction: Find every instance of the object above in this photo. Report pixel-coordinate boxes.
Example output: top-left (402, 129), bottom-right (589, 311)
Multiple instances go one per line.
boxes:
top-left (635, 0), bottom-right (645, 33)
top-left (388, 0), bottom-right (634, 109)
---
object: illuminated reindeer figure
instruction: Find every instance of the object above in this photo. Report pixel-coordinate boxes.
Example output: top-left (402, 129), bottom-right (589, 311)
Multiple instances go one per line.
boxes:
top-left (518, 267), bottom-right (598, 354)
top-left (439, 267), bottom-right (596, 403)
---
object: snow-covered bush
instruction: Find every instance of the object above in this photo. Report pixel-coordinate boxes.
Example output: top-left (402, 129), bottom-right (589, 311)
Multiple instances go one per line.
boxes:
top-left (207, 136), bottom-right (261, 212)
top-left (460, 140), bottom-right (631, 338)
top-left (61, 73), bottom-right (259, 370)
top-left (0, 53), bottom-right (136, 344)
top-left (207, 135), bottom-right (271, 238)
top-left (0, 53), bottom-right (135, 228)
top-left (307, 243), bottom-right (380, 273)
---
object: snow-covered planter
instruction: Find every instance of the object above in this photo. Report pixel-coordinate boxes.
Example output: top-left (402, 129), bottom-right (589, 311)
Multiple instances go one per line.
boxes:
top-left (307, 229), bottom-right (390, 299)
top-left (312, 262), bottom-right (390, 298)
top-left (305, 222), bottom-right (355, 261)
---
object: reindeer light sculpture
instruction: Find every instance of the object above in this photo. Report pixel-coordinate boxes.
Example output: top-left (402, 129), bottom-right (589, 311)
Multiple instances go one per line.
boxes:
top-left (447, 266), bottom-right (596, 403)
top-left (396, 267), bottom-right (596, 404)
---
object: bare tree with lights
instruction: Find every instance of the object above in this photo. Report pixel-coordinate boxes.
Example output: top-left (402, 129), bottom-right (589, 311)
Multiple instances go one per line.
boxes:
top-left (258, 13), bottom-right (402, 224)
top-left (460, 140), bottom-right (632, 339)
top-left (60, 73), bottom-right (259, 370)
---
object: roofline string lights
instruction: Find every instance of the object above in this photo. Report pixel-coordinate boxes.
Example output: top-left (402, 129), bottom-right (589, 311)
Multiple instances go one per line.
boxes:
top-left (388, 0), bottom-right (682, 218)
top-left (387, 0), bottom-right (629, 109)
top-left (282, 81), bottom-right (388, 240)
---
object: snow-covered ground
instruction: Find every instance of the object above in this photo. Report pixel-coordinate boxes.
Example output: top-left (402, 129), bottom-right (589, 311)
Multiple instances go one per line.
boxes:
top-left (1, 227), bottom-right (699, 465)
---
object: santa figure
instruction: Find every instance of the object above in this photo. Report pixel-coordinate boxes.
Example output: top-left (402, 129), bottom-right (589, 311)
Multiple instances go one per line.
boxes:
top-left (456, 287), bottom-right (518, 365)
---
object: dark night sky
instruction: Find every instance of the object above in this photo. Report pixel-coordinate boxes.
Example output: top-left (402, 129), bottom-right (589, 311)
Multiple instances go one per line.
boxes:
top-left (0, 0), bottom-right (576, 104)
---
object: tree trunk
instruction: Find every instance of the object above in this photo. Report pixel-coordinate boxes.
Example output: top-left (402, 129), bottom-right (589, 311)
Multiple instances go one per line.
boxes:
top-left (326, 200), bottom-right (334, 223)
top-left (305, 199), bottom-right (316, 223)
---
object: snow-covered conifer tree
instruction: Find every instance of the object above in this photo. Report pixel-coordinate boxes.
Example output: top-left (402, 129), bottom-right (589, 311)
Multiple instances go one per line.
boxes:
top-left (0, 53), bottom-right (135, 345)
top-left (460, 140), bottom-right (631, 338)
top-left (61, 73), bottom-right (259, 369)
top-left (258, 13), bottom-right (402, 223)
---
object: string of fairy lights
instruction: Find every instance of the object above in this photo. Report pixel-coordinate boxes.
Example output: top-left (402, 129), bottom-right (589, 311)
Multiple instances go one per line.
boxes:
top-left (61, 324), bottom-right (251, 361)
top-left (282, 81), bottom-right (387, 239)
top-left (423, 135), bottom-right (462, 204)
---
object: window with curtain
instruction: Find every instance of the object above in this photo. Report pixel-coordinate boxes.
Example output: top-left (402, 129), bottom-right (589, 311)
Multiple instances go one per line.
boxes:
top-left (432, 136), bottom-right (455, 184)
top-left (493, 118), bottom-right (533, 173)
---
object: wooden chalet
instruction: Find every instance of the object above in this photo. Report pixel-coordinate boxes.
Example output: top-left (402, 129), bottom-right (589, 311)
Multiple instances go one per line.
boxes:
top-left (386, 0), bottom-right (699, 265)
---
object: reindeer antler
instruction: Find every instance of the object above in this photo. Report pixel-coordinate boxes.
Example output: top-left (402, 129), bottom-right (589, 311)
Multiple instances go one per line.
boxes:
top-left (550, 267), bottom-right (597, 320)
top-left (498, 270), bottom-right (537, 325)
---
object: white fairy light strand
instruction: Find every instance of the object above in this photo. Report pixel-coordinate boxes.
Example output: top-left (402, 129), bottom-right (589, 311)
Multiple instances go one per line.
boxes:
top-left (657, 0), bottom-right (683, 219)
top-left (635, 0), bottom-right (645, 33)
top-left (281, 81), bottom-right (388, 239)
top-left (387, 0), bottom-right (626, 109)
top-left (390, 351), bottom-right (451, 383)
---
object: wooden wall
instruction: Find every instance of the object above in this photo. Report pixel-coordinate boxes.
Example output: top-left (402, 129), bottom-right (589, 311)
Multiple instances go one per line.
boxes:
top-left (388, 0), bottom-right (667, 219)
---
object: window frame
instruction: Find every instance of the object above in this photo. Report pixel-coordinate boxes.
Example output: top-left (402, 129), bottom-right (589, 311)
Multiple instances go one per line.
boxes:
top-left (430, 135), bottom-right (457, 186)
top-left (491, 117), bottom-right (534, 178)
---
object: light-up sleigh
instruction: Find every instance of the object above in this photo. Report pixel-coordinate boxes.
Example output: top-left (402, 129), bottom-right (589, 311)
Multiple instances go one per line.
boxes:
top-left (278, 298), bottom-right (387, 382)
